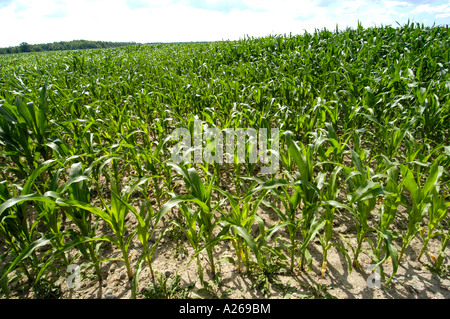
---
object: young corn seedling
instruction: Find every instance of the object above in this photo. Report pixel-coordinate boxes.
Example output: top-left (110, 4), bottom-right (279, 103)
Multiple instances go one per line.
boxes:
top-left (160, 162), bottom-right (223, 281)
top-left (15, 159), bottom-right (119, 283)
top-left (0, 181), bottom-right (38, 295)
top-left (0, 159), bottom-right (67, 295)
top-left (121, 198), bottom-right (170, 298)
top-left (0, 189), bottom-right (75, 296)
top-left (261, 183), bottom-right (303, 273)
top-left (317, 123), bottom-right (352, 170)
top-left (362, 111), bottom-right (415, 161)
top-left (317, 165), bottom-right (343, 278)
top-left (283, 131), bottom-right (324, 271)
top-left (245, 173), bottom-right (324, 274)
top-left (214, 180), bottom-right (275, 273)
top-left (353, 158), bottom-right (402, 286)
top-left (433, 220), bottom-right (450, 274)
top-left (417, 182), bottom-right (449, 262)
top-left (97, 164), bottom-right (151, 280)
top-left (140, 134), bottom-right (173, 208)
top-left (245, 175), bottom-right (304, 273)
top-left (345, 150), bottom-right (386, 267)
top-left (26, 161), bottom-right (69, 266)
top-left (165, 198), bottom-right (204, 283)
top-left (414, 84), bottom-right (449, 140)
top-left (215, 178), bottom-right (289, 285)
top-left (52, 174), bottom-right (152, 284)
top-left (58, 162), bottom-right (103, 280)
top-left (399, 160), bottom-right (444, 261)
top-left (133, 200), bottom-right (169, 280)
top-left (197, 121), bottom-right (224, 188)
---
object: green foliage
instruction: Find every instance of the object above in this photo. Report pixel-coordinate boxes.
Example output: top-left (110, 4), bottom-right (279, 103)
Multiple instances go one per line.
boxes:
top-left (142, 272), bottom-right (195, 299)
top-left (0, 22), bottom-right (449, 297)
top-left (0, 40), bottom-right (138, 55)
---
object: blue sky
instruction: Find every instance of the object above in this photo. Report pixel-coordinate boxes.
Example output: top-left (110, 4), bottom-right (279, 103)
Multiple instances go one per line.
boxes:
top-left (0, 0), bottom-right (449, 47)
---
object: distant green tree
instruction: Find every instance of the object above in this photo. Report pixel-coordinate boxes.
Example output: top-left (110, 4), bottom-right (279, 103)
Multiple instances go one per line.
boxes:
top-left (19, 42), bottom-right (31, 53)
top-left (0, 40), bottom-right (138, 54)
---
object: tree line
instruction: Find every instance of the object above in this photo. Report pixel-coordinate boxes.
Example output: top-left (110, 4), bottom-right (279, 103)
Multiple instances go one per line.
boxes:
top-left (0, 40), bottom-right (138, 54)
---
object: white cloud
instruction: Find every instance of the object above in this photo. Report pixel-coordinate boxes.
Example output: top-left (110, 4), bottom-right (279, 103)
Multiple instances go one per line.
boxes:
top-left (337, 0), bottom-right (369, 15)
top-left (382, 0), bottom-right (414, 8)
top-left (409, 2), bottom-right (450, 20)
top-left (411, 3), bottom-right (449, 13)
top-left (436, 11), bottom-right (450, 18)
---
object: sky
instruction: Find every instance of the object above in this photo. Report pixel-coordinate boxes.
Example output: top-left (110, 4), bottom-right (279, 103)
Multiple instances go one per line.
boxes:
top-left (0, 0), bottom-right (449, 47)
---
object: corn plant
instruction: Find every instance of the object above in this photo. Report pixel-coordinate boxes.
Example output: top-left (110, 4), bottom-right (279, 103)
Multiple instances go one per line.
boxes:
top-left (282, 131), bottom-right (324, 271)
top-left (214, 185), bottom-right (266, 273)
top-left (58, 162), bottom-right (103, 280)
top-left (135, 134), bottom-right (173, 208)
top-left (344, 150), bottom-right (386, 267)
top-left (317, 165), bottom-right (344, 277)
top-left (317, 123), bottom-right (352, 169)
top-left (0, 159), bottom-right (65, 295)
top-left (0, 83), bottom-right (52, 178)
top-left (0, 189), bottom-right (83, 296)
top-left (434, 223), bottom-right (450, 273)
top-left (0, 181), bottom-right (38, 295)
top-left (97, 167), bottom-right (151, 280)
top-left (259, 180), bottom-right (303, 273)
top-left (370, 161), bottom-right (402, 283)
top-left (417, 181), bottom-right (449, 262)
top-left (215, 178), bottom-right (287, 273)
top-left (399, 160), bottom-right (444, 261)
top-left (160, 162), bottom-right (223, 281)
top-left (125, 199), bottom-right (171, 298)
top-left (362, 112), bottom-right (416, 161)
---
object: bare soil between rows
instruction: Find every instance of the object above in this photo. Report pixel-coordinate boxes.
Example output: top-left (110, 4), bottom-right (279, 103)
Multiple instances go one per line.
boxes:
top-left (2, 199), bottom-right (449, 300)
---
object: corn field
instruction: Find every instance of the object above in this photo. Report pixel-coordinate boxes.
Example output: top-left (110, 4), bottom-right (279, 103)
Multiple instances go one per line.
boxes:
top-left (0, 22), bottom-right (449, 299)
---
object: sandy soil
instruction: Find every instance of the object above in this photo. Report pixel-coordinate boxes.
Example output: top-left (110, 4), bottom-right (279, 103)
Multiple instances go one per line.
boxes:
top-left (3, 201), bottom-right (448, 300)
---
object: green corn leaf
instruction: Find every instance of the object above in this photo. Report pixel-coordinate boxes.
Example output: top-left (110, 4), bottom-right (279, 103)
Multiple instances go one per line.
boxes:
top-left (160, 195), bottom-right (209, 215)
top-left (244, 178), bottom-right (290, 199)
top-left (0, 233), bottom-right (54, 282)
top-left (21, 159), bottom-right (60, 195)
top-left (46, 194), bottom-right (114, 229)
top-left (300, 218), bottom-right (326, 252)
top-left (230, 224), bottom-right (261, 265)
top-left (333, 242), bottom-right (353, 273)
top-left (377, 229), bottom-right (399, 286)
top-left (401, 165), bottom-right (420, 204)
top-left (0, 193), bottom-right (55, 219)
top-left (187, 168), bottom-right (207, 202)
top-left (422, 162), bottom-right (443, 198)
top-left (15, 96), bottom-right (33, 129)
top-left (349, 180), bottom-right (383, 204)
